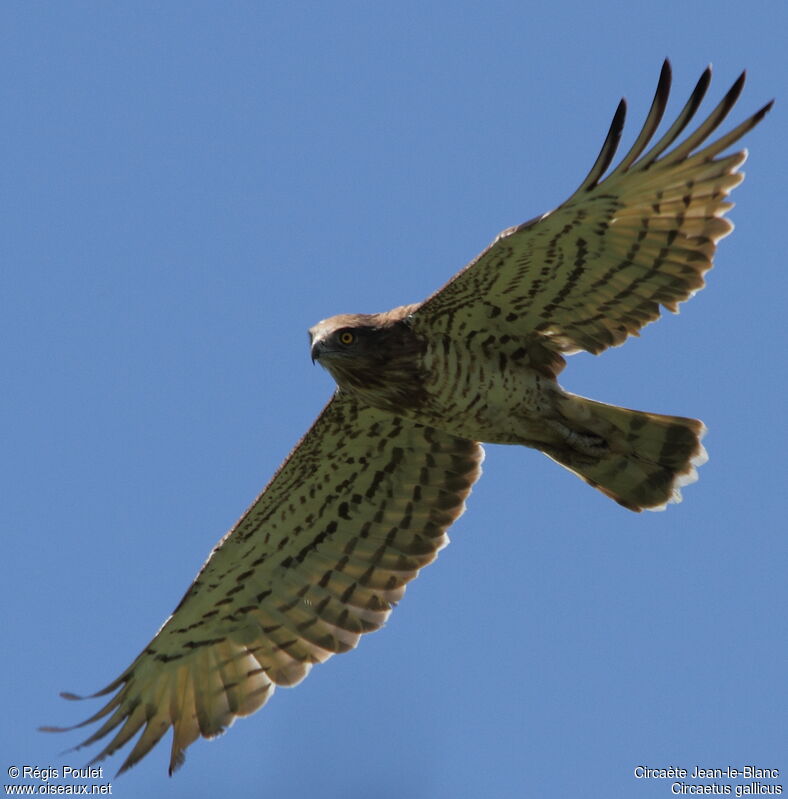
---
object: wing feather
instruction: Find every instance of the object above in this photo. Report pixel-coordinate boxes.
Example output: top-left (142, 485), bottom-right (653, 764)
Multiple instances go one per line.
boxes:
top-left (575, 98), bottom-right (627, 193)
top-left (636, 65), bottom-right (712, 169)
top-left (415, 62), bottom-right (772, 367)
top-left (44, 393), bottom-right (482, 774)
top-left (603, 59), bottom-right (671, 179)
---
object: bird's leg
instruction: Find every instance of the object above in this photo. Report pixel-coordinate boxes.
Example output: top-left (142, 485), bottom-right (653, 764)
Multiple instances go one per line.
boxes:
top-left (543, 418), bottom-right (609, 456)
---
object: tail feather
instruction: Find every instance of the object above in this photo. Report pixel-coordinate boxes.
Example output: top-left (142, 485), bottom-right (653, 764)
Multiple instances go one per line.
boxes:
top-left (546, 394), bottom-right (708, 512)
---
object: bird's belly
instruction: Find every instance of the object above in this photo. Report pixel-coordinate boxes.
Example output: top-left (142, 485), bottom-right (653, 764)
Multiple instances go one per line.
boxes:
top-left (415, 344), bottom-right (564, 446)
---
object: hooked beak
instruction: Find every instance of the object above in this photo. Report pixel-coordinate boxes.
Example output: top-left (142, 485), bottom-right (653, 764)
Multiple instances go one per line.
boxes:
top-left (310, 337), bottom-right (324, 364)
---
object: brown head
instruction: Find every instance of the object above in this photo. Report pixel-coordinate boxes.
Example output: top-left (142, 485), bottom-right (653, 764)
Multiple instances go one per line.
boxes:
top-left (308, 304), bottom-right (426, 411)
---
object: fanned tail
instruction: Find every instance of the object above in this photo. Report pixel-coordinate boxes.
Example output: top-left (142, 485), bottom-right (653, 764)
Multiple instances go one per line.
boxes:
top-left (545, 394), bottom-right (708, 511)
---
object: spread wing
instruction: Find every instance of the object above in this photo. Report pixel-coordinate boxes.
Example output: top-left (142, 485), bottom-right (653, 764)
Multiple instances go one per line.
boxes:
top-left (44, 393), bottom-right (483, 775)
top-left (414, 61), bottom-right (772, 374)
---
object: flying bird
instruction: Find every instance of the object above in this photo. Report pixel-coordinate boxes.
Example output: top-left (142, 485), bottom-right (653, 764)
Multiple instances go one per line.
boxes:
top-left (45, 61), bottom-right (771, 774)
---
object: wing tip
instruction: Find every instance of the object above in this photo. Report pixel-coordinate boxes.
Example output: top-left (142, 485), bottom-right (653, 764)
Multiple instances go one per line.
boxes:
top-left (658, 58), bottom-right (672, 93)
top-left (753, 97), bottom-right (775, 122)
top-left (577, 96), bottom-right (627, 193)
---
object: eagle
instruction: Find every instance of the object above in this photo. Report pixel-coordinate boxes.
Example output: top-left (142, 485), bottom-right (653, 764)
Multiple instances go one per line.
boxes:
top-left (44, 61), bottom-right (771, 774)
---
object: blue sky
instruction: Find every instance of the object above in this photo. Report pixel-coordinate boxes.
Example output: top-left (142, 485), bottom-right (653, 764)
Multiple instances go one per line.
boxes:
top-left (3, 2), bottom-right (786, 797)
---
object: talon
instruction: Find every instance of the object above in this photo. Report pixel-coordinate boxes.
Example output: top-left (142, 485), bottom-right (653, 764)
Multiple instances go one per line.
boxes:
top-left (546, 419), bottom-right (608, 455)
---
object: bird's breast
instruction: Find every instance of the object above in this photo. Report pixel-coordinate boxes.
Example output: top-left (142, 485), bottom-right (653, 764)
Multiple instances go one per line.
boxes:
top-left (407, 335), bottom-right (556, 443)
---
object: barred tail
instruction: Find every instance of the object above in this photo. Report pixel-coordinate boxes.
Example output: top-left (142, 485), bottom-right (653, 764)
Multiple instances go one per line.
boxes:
top-left (545, 394), bottom-right (708, 512)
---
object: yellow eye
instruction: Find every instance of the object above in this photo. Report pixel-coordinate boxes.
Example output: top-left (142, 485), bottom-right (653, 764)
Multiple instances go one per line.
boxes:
top-left (338, 331), bottom-right (355, 345)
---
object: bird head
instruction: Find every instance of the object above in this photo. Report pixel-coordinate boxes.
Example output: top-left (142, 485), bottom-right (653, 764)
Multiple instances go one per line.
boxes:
top-left (309, 314), bottom-right (380, 368)
top-left (308, 306), bottom-right (426, 410)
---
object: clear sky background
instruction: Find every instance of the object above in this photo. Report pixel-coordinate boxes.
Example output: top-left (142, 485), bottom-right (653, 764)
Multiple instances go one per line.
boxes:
top-left (3, 2), bottom-right (786, 797)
